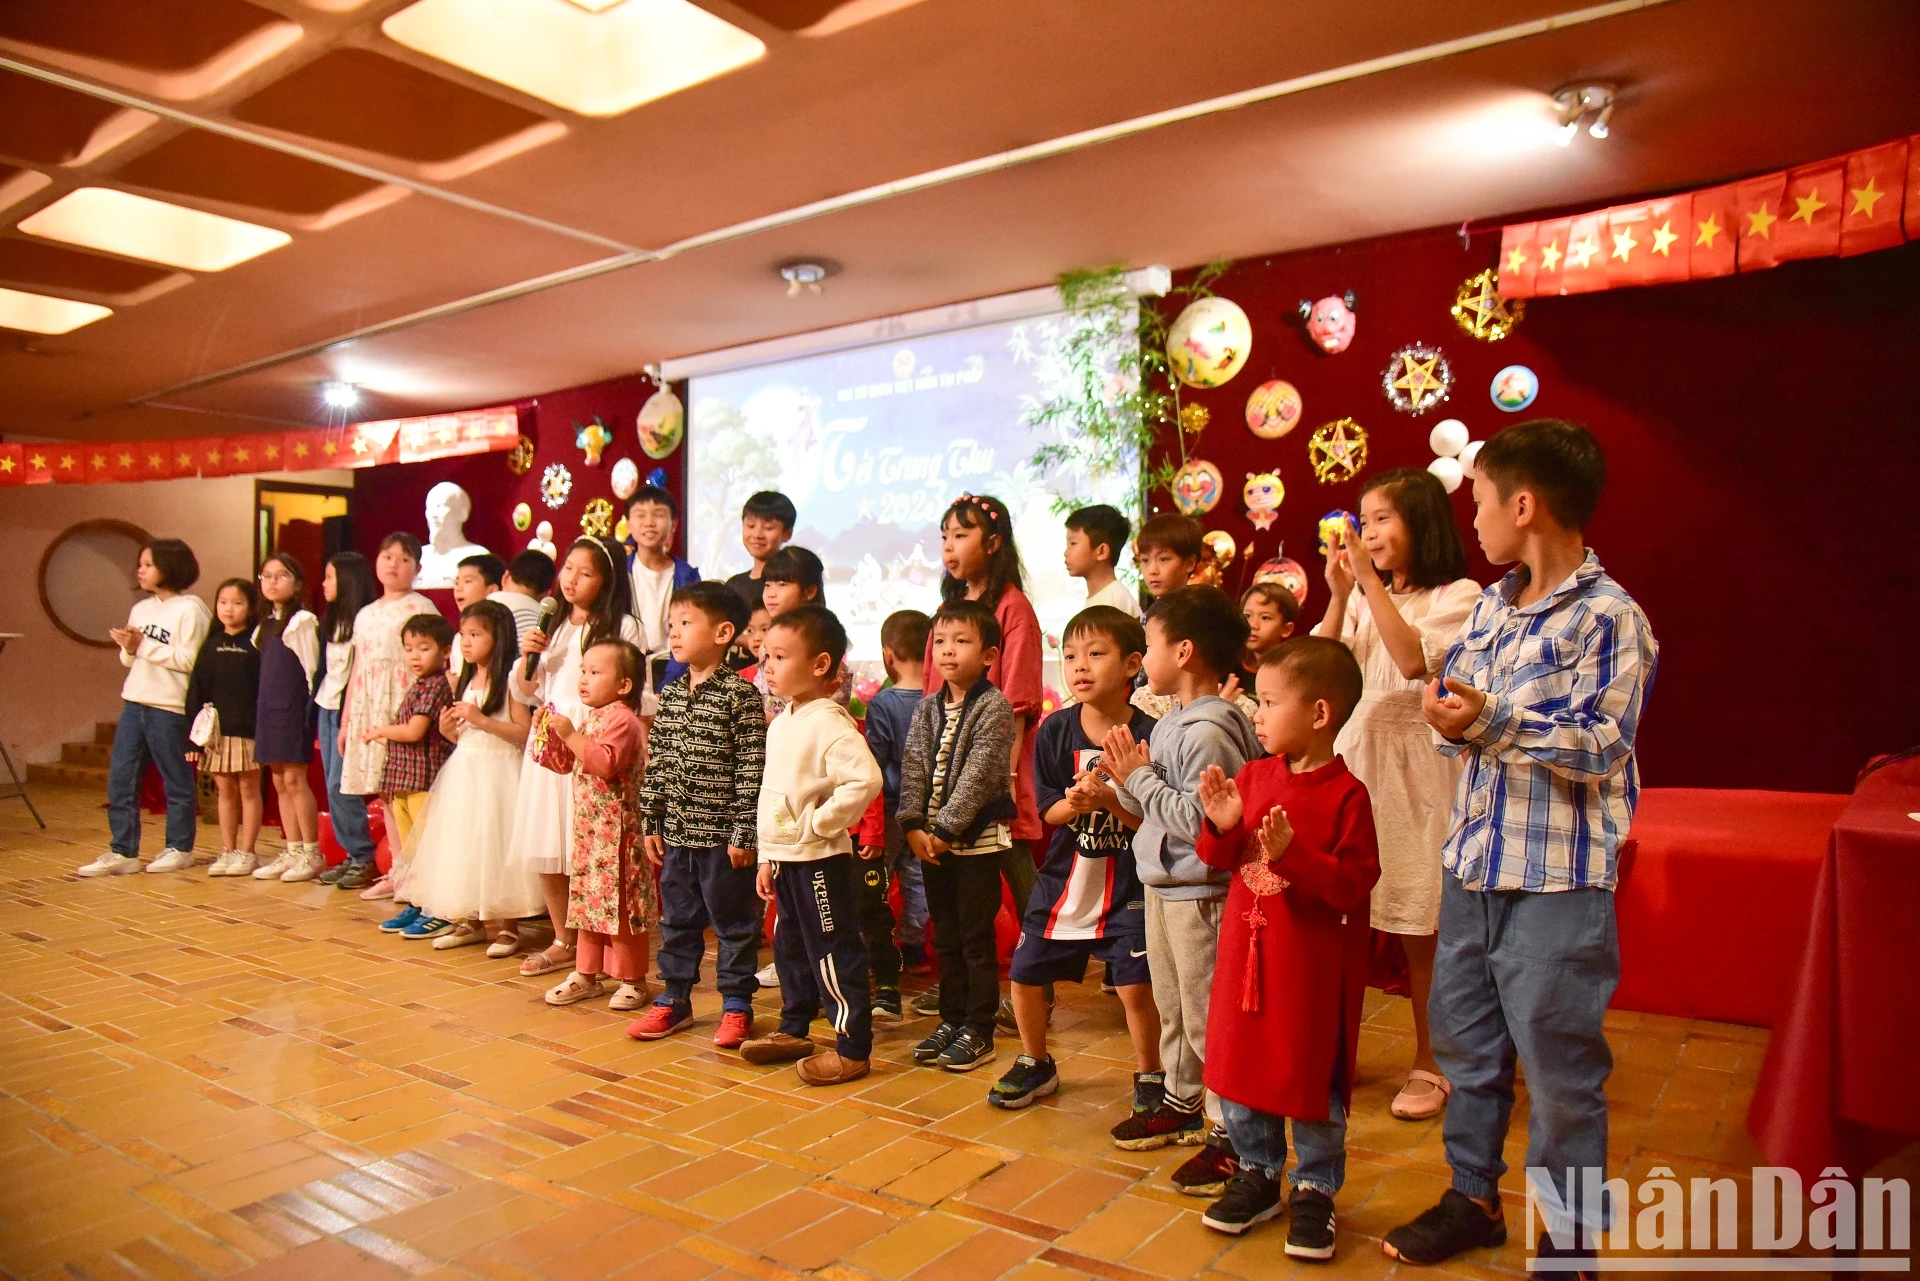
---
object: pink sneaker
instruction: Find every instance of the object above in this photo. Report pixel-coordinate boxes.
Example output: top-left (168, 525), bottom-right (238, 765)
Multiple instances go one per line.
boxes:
top-left (358, 875), bottom-right (394, 900)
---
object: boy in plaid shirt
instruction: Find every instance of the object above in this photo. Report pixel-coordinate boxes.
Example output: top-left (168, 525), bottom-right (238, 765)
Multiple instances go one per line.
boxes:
top-left (629, 582), bottom-right (768, 1049)
top-left (366, 613), bottom-right (456, 873)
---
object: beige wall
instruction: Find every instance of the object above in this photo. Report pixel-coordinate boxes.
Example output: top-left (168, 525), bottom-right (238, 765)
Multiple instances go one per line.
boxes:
top-left (0, 470), bottom-right (352, 765)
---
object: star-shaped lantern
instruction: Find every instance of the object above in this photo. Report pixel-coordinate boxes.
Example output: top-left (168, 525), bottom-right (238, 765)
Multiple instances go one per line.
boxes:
top-left (1451, 270), bottom-right (1524, 343)
top-left (1382, 344), bottom-right (1453, 416)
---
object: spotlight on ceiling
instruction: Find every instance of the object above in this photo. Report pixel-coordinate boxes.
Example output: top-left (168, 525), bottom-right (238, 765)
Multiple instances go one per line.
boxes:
top-left (1552, 83), bottom-right (1617, 146)
top-left (321, 380), bottom-right (359, 409)
top-left (777, 259), bottom-right (838, 297)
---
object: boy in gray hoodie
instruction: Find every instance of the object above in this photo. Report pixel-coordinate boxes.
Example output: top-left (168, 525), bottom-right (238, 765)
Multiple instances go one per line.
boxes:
top-left (1101, 586), bottom-right (1261, 1196)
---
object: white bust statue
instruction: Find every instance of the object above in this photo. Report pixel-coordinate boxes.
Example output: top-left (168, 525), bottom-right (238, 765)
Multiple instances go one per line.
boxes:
top-left (415, 481), bottom-right (493, 588)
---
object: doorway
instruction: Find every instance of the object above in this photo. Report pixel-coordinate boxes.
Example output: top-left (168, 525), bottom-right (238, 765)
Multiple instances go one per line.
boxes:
top-left (255, 480), bottom-right (352, 595)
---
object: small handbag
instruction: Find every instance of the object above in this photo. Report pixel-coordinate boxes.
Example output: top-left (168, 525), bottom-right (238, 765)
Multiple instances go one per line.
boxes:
top-left (528, 703), bottom-right (577, 775)
top-left (188, 703), bottom-right (221, 748)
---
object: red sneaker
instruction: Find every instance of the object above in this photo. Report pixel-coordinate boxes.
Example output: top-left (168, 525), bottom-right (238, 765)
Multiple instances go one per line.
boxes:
top-left (625, 1001), bottom-right (693, 1041)
top-left (714, 1009), bottom-right (754, 1049)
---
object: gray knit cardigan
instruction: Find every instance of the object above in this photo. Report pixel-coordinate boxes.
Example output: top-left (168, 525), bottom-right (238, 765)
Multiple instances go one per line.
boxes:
top-left (896, 676), bottom-right (1017, 846)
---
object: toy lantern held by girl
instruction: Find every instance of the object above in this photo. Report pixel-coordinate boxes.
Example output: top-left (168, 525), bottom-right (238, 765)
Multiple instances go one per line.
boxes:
top-left (1297, 291), bottom-right (1358, 354)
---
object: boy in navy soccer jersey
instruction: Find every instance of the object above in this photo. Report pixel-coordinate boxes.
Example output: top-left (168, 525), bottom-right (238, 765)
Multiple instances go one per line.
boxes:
top-left (987, 606), bottom-right (1164, 1111)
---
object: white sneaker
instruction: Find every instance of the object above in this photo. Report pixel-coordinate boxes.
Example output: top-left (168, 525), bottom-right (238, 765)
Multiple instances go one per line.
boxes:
top-left (226, 851), bottom-right (259, 877)
top-left (756, 962), bottom-right (780, 988)
top-left (252, 851), bottom-right (293, 880)
top-left (146, 848), bottom-right (195, 873)
top-left (77, 851), bottom-right (141, 877)
top-left (280, 845), bottom-right (325, 883)
top-left (207, 851), bottom-right (234, 877)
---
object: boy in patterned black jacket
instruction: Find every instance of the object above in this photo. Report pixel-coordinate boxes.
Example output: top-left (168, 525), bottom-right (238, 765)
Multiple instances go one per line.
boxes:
top-left (630, 581), bottom-right (767, 1050)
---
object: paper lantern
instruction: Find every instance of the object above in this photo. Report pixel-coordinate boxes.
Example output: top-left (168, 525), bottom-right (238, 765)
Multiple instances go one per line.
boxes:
top-left (1490, 365), bottom-right (1539, 412)
top-left (1242, 470), bottom-right (1284, 530)
top-left (1170, 459), bottom-right (1224, 516)
top-left (1166, 297), bottom-right (1252, 389)
top-left (1428, 456), bottom-right (1465, 493)
top-left (1459, 440), bottom-right (1485, 477)
top-left (1428, 418), bottom-right (1469, 458)
top-left (1254, 556), bottom-right (1310, 610)
top-left (637, 388), bottom-right (685, 458)
top-left (1245, 380), bottom-right (1304, 439)
top-left (1318, 509), bottom-right (1357, 553)
top-left (610, 457), bottom-right (639, 500)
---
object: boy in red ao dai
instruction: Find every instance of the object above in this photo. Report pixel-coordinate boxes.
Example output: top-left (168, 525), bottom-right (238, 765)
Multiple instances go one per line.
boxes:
top-left (1193, 637), bottom-right (1380, 1258)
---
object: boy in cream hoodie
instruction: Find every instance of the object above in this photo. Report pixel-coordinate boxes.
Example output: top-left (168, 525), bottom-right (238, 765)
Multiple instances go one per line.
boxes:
top-left (742, 604), bottom-right (884, 1085)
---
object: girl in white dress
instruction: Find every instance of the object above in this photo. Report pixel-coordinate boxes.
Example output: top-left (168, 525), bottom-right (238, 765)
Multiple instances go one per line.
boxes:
top-left (336, 533), bottom-right (438, 899)
top-left (1314, 467), bottom-right (1480, 1122)
top-left (407, 601), bottom-right (546, 954)
top-left (509, 536), bottom-right (641, 977)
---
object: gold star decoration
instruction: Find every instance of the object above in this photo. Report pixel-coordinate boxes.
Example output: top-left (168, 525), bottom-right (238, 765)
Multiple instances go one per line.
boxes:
top-left (322, 441), bottom-right (338, 456)
top-left (205, 449), bottom-right (222, 466)
top-left (28, 453), bottom-right (47, 471)
top-left (147, 453), bottom-right (164, 470)
top-left (1746, 202), bottom-right (1777, 238)
top-left (1850, 178), bottom-right (1885, 219)
top-left (1383, 344), bottom-right (1453, 415)
top-left (1307, 418), bottom-right (1369, 485)
top-left (58, 454), bottom-right (76, 470)
top-left (177, 452), bottom-right (194, 469)
top-left (293, 441), bottom-right (310, 458)
top-left (1609, 226), bottom-right (1638, 262)
top-left (233, 446), bottom-right (251, 464)
top-left (1565, 235), bottom-right (1600, 270)
top-left (117, 452), bottom-right (134, 467)
top-left (1505, 244), bottom-right (1528, 274)
top-left (506, 434), bottom-right (536, 476)
top-left (1790, 189), bottom-right (1827, 225)
top-left (1650, 221), bottom-right (1678, 257)
top-left (1696, 214), bottom-right (1723, 248)
top-left (1450, 270), bottom-right (1523, 342)
top-left (350, 436), bottom-right (370, 455)
top-left (91, 454), bottom-right (107, 470)
top-left (1178, 403), bottom-right (1210, 435)
top-left (1538, 239), bottom-right (1563, 272)
top-left (0, 456), bottom-right (16, 473)
top-left (265, 444), bottom-right (279, 461)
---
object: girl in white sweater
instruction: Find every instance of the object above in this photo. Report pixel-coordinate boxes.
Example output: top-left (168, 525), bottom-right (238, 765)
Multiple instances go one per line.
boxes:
top-left (80, 539), bottom-right (212, 876)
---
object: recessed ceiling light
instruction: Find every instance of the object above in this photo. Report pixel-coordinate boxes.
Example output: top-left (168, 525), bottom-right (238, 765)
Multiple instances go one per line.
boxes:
top-left (322, 381), bottom-right (360, 409)
top-left (382, 0), bottom-right (765, 118)
top-left (0, 286), bottom-right (113, 335)
top-left (17, 188), bottom-right (291, 272)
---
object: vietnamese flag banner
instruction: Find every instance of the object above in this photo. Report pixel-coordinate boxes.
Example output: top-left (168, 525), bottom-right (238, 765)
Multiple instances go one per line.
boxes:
top-left (1494, 133), bottom-right (1911, 298)
top-left (396, 406), bottom-right (520, 465)
top-left (0, 443), bottom-right (23, 486)
top-left (85, 443), bottom-right (140, 484)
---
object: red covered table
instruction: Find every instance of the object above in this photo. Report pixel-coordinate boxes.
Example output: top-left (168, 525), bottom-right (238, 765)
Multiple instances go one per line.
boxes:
top-left (1612, 787), bottom-right (1849, 1026)
top-left (1750, 757), bottom-right (1920, 1179)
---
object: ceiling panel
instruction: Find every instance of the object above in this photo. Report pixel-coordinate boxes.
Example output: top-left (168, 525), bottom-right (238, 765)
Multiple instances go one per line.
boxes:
top-left (0, 236), bottom-right (183, 299)
top-left (0, 74), bottom-right (125, 166)
top-left (112, 129), bottom-right (386, 217)
top-left (0, 0), bottom-right (288, 74)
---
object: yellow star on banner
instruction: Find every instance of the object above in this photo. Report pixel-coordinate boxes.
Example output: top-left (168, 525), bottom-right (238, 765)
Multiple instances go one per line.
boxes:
top-left (117, 452), bottom-right (133, 468)
top-left (322, 441), bottom-right (338, 457)
top-left (1650, 221), bottom-right (1678, 256)
top-left (1696, 214), bottom-right (1723, 248)
top-left (351, 436), bottom-right (369, 455)
top-left (91, 454), bottom-right (107, 470)
top-left (0, 456), bottom-right (15, 473)
top-left (1610, 226), bottom-right (1638, 261)
top-left (233, 446), bottom-right (250, 464)
top-left (1849, 178), bottom-right (1884, 219)
top-left (28, 453), bottom-right (47, 471)
top-left (205, 449), bottom-right (222, 467)
top-left (58, 454), bottom-right (76, 471)
top-left (147, 452), bottom-right (164, 470)
top-left (293, 442), bottom-right (310, 458)
top-left (177, 452), bottom-right (194, 469)
top-left (1566, 235), bottom-right (1600, 270)
top-left (1790, 189), bottom-right (1827, 225)
top-left (1505, 244), bottom-right (1528, 274)
top-left (1539, 239), bottom-right (1562, 272)
top-left (1745, 202), bottom-right (1776, 238)
top-left (264, 444), bottom-right (280, 461)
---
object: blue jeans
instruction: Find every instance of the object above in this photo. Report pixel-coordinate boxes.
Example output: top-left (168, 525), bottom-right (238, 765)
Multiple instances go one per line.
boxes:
top-left (316, 705), bottom-right (375, 862)
top-left (106, 700), bottom-right (197, 855)
top-left (891, 846), bottom-right (928, 945)
top-left (1221, 1092), bottom-right (1347, 1197)
top-left (1432, 873), bottom-right (1619, 1236)
top-left (656, 844), bottom-right (761, 1010)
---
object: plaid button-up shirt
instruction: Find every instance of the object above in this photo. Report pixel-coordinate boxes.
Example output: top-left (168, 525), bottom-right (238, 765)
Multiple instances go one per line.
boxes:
top-left (379, 670), bottom-right (454, 796)
top-left (1437, 552), bottom-right (1658, 893)
top-left (641, 666), bottom-right (766, 851)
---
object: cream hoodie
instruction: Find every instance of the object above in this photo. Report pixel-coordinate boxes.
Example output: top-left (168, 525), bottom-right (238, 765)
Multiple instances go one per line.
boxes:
top-left (119, 592), bottom-right (212, 712)
top-left (757, 695), bottom-right (882, 864)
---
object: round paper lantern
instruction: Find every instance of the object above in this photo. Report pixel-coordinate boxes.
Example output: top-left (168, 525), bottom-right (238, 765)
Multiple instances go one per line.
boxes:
top-left (610, 457), bottom-right (639, 500)
top-left (637, 388), bottom-right (685, 458)
top-left (1170, 459), bottom-right (1224, 516)
top-left (1166, 297), bottom-right (1252, 389)
top-left (1428, 418), bottom-right (1469, 458)
top-left (1254, 556), bottom-right (1311, 610)
top-left (1458, 440), bottom-right (1485, 477)
top-left (1490, 364), bottom-right (1539, 412)
top-left (1244, 380), bottom-right (1304, 439)
top-left (1242, 470), bottom-right (1284, 530)
top-left (512, 502), bottom-right (532, 532)
top-left (1428, 456), bottom-right (1465, 493)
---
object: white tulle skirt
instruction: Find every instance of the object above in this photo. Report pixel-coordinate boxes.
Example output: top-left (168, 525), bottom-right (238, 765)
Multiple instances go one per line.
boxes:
top-left (407, 729), bottom-right (546, 922)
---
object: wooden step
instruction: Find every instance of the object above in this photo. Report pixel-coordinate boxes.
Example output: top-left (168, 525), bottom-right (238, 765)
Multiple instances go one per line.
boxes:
top-left (94, 721), bottom-right (117, 745)
top-left (61, 741), bottom-right (111, 767)
top-left (28, 762), bottom-right (107, 789)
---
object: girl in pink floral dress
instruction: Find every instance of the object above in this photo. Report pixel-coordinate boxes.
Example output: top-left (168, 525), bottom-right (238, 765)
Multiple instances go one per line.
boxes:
top-left (539, 638), bottom-right (656, 1011)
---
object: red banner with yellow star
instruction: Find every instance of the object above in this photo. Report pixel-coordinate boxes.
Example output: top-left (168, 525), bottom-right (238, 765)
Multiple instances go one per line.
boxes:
top-left (0, 405), bottom-right (522, 486)
top-left (1499, 134), bottom-right (1914, 298)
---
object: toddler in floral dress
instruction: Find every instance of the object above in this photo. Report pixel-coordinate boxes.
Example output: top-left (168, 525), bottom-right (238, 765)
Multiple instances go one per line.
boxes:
top-left (539, 638), bottom-right (657, 1010)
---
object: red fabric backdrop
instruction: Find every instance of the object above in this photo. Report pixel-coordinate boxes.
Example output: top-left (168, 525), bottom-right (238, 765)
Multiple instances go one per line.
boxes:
top-left (353, 228), bottom-right (1920, 791)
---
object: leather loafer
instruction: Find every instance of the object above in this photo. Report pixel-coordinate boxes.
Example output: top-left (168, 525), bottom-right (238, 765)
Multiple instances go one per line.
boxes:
top-left (739, 1032), bottom-right (814, 1065)
top-left (796, 1052), bottom-right (871, 1086)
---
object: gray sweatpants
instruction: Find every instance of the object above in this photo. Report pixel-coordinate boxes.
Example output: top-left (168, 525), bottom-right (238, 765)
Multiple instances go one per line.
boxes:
top-left (1144, 888), bottom-right (1225, 1123)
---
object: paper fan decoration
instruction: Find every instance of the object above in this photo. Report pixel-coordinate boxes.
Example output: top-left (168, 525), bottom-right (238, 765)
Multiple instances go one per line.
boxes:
top-left (1307, 418), bottom-right (1368, 485)
top-left (540, 462), bottom-right (573, 508)
top-left (1383, 344), bottom-right (1453, 416)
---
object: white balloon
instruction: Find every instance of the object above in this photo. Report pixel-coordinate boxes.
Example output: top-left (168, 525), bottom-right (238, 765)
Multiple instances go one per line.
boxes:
top-left (1458, 439), bottom-right (1484, 477)
top-left (1428, 418), bottom-right (1469, 458)
top-left (1428, 456), bottom-right (1465, 493)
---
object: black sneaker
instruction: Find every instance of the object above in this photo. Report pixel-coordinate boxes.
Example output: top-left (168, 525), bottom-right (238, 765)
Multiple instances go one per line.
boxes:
top-left (994, 996), bottom-right (1017, 1033)
top-left (1201, 1168), bottom-right (1283, 1235)
top-left (336, 860), bottom-right (376, 891)
top-left (1383, 1189), bottom-right (1508, 1265)
top-left (1533, 1232), bottom-right (1599, 1279)
top-left (937, 1026), bottom-right (996, 1071)
top-left (1130, 1071), bottom-right (1166, 1116)
top-left (1285, 1187), bottom-right (1336, 1260)
top-left (912, 1021), bottom-right (962, 1063)
top-left (910, 985), bottom-right (942, 1017)
top-left (1171, 1131), bottom-right (1239, 1196)
top-left (987, 1055), bottom-right (1058, 1108)
top-left (1109, 1102), bottom-right (1204, 1150)
top-left (315, 862), bottom-right (348, 885)
top-left (872, 987), bottom-right (904, 1022)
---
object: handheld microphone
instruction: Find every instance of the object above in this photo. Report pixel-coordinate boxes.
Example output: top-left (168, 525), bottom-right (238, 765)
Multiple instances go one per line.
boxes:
top-left (523, 596), bottom-right (563, 682)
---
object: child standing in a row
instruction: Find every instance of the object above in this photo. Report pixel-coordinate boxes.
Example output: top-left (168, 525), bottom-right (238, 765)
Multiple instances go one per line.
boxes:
top-left (185, 579), bottom-right (264, 876)
top-left (253, 554), bottom-right (322, 882)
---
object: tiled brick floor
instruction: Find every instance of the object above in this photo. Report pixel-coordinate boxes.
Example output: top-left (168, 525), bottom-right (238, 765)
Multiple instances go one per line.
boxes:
top-left (0, 784), bottom-right (1892, 1279)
